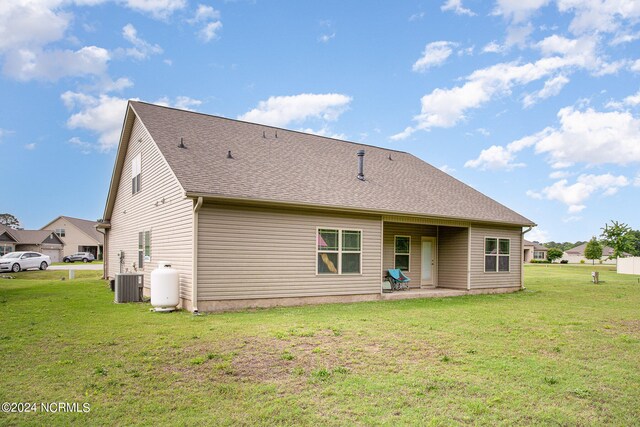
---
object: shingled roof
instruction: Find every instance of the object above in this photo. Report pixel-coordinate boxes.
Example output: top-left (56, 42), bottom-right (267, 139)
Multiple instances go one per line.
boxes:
top-left (40, 216), bottom-right (103, 244)
top-left (119, 101), bottom-right (534, 226)
top-left (0, 224), bottom-right (63, 245)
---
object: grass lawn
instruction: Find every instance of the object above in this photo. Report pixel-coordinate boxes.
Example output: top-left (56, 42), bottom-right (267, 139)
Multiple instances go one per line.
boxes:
top-left (51, 260), bottom-right (103, 266)
top-left (1, 265), bottom-right (639, 425)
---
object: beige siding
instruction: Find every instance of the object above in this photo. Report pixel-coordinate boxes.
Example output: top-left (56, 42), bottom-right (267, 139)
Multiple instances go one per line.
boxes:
top-left (106, 117), bottom-right (194, 300)
top-left (437, 226), bottom-right (469, 289)
top-left (469, 225), bottom-right (522, 289)
top-left (197, 203), bottom-right (382, 300)
top-left (45, 217), bottom-right (100, 258)
top-left (382, 222), bottom-right (436, 286)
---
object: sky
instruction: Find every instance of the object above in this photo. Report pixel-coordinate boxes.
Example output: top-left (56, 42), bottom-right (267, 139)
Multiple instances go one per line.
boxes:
top-left (1, 0), bottom-right (639, 243)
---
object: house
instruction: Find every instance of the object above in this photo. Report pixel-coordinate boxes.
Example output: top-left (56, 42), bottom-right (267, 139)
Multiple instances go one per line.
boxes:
top-left (99, 101), bottom-right (536, 312)
top-left (523, 239), bottom-right (548, 262)
top-left (0, 224), bottom-right (65, 262)
top-left (40, 216), bottom-right (104, 260)
top-left (562, 242), bottom-right (622, 265)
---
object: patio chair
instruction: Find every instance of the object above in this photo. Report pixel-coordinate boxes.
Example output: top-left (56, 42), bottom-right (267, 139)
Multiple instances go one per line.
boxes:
top-left (387, 269), bottom-right (410, 291)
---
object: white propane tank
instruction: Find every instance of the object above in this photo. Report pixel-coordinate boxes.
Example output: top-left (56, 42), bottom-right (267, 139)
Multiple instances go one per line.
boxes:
top-left (151, 261), bottom-right (179, 312)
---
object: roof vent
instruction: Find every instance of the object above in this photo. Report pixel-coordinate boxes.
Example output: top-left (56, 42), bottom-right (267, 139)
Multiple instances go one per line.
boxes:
top-left (388, 154), bottom-right (393, 161)
top-left (227, 150), bottom-right (233, 159)
top-left (262, 131), bottom-right (266, 138)
top-left (178, 137), bottom-right (186, 149)
top-left (357, 149), bottom-right (365, 181)
top-left (275, 130), bottom-right (278, 138)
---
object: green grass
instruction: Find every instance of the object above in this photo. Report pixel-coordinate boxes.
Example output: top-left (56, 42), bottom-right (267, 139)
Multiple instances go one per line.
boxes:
top-left (51, 260), bottom-right (103, 266)
top-left (1, 265), bottom-right (639, 425)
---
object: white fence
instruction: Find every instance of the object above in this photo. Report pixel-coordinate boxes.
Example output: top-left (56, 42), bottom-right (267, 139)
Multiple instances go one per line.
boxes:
top-left (617, 257), bottom-right (640, 275)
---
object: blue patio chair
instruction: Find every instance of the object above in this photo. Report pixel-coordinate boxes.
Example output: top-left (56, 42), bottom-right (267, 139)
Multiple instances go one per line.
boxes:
top-left (387, 269), bottom-right (410, 291)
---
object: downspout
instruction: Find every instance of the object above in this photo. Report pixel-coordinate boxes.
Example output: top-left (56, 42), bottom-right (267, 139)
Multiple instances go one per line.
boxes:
top-left (521, 226), bottom-right (533, 290)
top-left (97, 228), bottom-right (107, 280)
top-left (191, 197), bottom-right (204, 313)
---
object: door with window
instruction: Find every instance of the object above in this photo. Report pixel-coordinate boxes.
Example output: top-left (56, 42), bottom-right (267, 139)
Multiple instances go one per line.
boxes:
top-left (421, 237), bottom-right (436, 287)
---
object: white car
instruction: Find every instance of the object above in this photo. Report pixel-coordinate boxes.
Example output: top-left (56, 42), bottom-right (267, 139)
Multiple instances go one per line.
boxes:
top-left (0, 252), bottom-right (51, 273)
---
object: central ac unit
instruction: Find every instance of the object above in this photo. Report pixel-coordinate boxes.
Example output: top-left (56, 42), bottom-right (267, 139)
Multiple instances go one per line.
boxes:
top-left (115, 273), bottom-right (144, 303)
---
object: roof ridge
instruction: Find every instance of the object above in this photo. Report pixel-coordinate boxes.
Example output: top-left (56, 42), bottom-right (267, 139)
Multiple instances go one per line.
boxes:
top-left (129, 100), bottom-right (410, 155)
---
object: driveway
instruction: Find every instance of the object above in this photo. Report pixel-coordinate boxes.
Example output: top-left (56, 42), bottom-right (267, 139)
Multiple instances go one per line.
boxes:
top-left (49, 264), bottom-right (103, 271)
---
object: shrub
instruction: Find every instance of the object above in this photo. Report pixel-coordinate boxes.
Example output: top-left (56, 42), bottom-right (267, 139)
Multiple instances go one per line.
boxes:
top-left (531, 259), bottom-right (550, 264)
top-left (560, 260), bottom-right (568, 264)
top-left (580, 259), bottom-right (585, 264)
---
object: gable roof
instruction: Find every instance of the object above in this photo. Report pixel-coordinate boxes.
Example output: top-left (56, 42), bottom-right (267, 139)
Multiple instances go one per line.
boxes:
top-left (524, 240), bottom-right (547, 251)
top-left (40, 216), bottom-right (103, 244)
top-left (0, 224), bottom-right (64, 245)
top-left (565, 242), bottom-right (618, 257)
top-left (105, 101), bottom-right (535, 227)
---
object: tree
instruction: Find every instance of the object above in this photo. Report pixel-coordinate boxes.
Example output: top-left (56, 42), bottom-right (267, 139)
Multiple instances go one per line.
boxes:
top-left (629, 230), bottom-right (640, 257)
top-left (584, 237), bottom-right (603, 265)
top-left (600, 220), bottom-right (637, 261)
top-left (547, 248), bottom-right (563, 263)
top-left (0, 213), bottom-right (21, 229)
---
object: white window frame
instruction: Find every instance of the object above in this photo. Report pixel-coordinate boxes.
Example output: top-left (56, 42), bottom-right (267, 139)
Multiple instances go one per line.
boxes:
top-left (316, 227), bottom-right (363, 275)
top-left (533, 251), bottom-right (546, 260)
top-left (484, 237), bottom-right (510, 273)
top-left (55, 228), bottom-right (66, 238)
top-left (394, 235), bottom-right (411, 272)
top-left (138, 230), bottom-right (151, 268)
top-left (132, 153), bottom-right (141, 195)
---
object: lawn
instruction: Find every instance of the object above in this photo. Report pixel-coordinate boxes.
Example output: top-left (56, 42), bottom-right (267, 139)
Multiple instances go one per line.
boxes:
top-left (0, 265), bottom-right (639, 425)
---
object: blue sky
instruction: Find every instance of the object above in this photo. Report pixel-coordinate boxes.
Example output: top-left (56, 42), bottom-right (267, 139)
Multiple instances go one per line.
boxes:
top-left (1, 0), bottom-right (639, 242)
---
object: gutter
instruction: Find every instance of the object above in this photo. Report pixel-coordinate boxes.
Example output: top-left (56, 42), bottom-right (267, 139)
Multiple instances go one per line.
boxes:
top-left (191, 197), bottom-right (203, 313)
top-left (521, 226), bottom-right (533, 290)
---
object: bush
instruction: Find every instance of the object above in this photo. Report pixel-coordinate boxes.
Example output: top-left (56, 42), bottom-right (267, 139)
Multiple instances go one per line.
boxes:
top-left (560, 260), bottom-right (568, 264)
top-left (531, 259), bottom-right (551, 264)
top-left (580, 259), bottom-right (585, 264)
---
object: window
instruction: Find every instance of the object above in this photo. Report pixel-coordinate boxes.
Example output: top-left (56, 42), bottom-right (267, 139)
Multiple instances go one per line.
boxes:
top-left (55, 228), bottom-right (66, 237)
top-left (317, 228), bottom-right (361, 274)
top-left (0, 245), bottom-right (13, 256)
top-left (394, 236), bottom-right (410, 271)
top-left (485, 238), bottom-right (510, 272)
top-left (132, 153), bottom-right (141, 194)
top-left (534, 251), bottom-right (546, 260)
top-left (138, 230), bottom-right (151, 268)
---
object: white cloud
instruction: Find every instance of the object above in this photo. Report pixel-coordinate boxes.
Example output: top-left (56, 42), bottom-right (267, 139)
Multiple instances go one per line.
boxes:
top-left (476, 128), bottom-right (490, 136)
top-left (527, 227), bottom-right (549, 243)
top-left (409, 12), bottom-right (425, 22)
top-left (439, 164), bottom-right (456, 174)
top-left (557, 0), bottom-right (640, 35)
top-left (635, 173), bottom-right (640, 187)
top-left (631, 59), bottom-right (640, 73)
top-left (69, 136), bottom-right (92, 154)
top-left (527, 173), bottom-right (629, 213)
top-left (505, 23), bottom-right (534, 48)
top-left (0, 128), bottom-right (13, 143)
top-left (122, 0), bottom-right (186, 19)
top-left (610, 31), bottom-right (640, 45)
top-left (441, 0), bottom-right (475, 16)
top-left (24, 143), bottom-right (36, 150)
top-left (154, 96), bottom-right (202, 111)
top-left (393, 35), bottom-right (604, 139)
top-left (523, 74), bottom-right (570, 107)
top-left (239, 93), bottom-right (352, 127)
top-left (464, 145), bottom-right (526, 170)
top-left (622, 90), bottom-right (640, 106)
top-left (298, 127), bottom-right (346, 140)
top-left (2, 46), bottom-right (110, 81)
top-left (120, 24), bottom-right (162, 60)
top-left (318, 33), bottom-right (336, 43)
top-left (188, 4), bottom-right (222, 42)
top-left (482, 41), bottom-right (505, 54)
top-left (492, 0), bottom-right (550, 23)
top-left (549, 170), bottom-right (570, 179)
top-left (0, 0), bottom-right (71, 53)
top-left (412, 41), bottom-right (457, 72)
top-left (62, 91), bottom-right (130, 152)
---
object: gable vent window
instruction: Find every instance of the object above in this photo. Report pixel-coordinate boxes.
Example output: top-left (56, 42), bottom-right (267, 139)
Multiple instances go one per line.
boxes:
top-left (132, 153), bottom-right (141, 195)
top-left (485, 237), bottom-right (510, 272)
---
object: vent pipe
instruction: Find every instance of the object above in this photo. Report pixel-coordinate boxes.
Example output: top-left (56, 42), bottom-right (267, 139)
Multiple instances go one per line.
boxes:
top-left (357, 149), bottom-right (365, 181)
top-left (178, 137), bottom-right (185, 148)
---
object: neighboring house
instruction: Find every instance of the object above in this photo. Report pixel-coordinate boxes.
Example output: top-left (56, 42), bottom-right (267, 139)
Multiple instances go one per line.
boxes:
top-left (523, 240), bottom-right (548, 262)
top-left (0, 224), bottom-right (65, 262)
top-left (40, 216), bottom-right (104, 259)
top-left (99, 101), bottom-right (536, 312)
top-left (562, 243), bottom-right (626, 264)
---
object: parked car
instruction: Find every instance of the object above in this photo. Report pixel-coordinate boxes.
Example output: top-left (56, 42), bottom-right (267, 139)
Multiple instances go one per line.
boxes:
top-left (0, 252), bottom-right (50, 272)
top-left (63, 252), bottom-right (95, 263)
